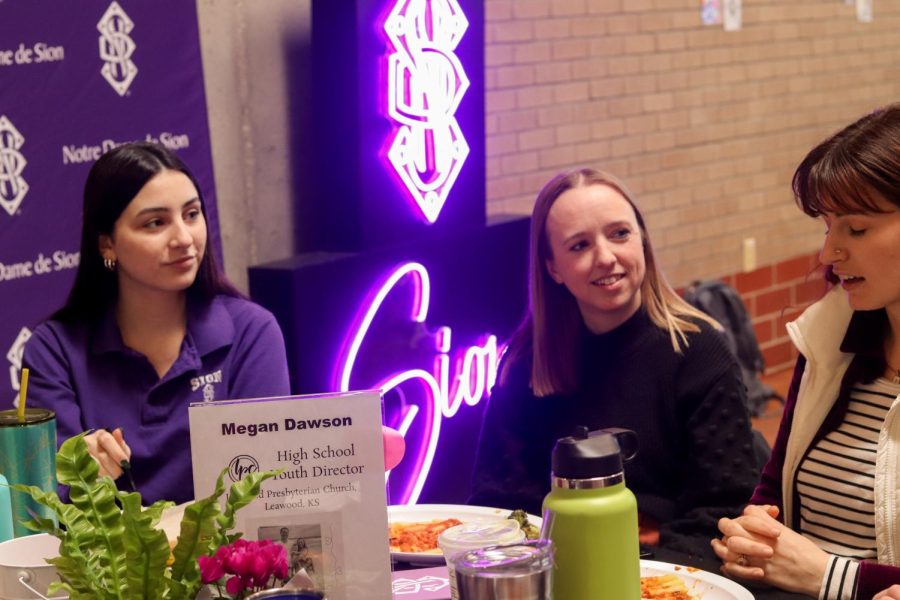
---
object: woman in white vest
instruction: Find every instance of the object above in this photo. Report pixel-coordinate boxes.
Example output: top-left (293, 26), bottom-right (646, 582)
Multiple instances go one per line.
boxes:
top-left (712, 104), bottom-right (900, 600)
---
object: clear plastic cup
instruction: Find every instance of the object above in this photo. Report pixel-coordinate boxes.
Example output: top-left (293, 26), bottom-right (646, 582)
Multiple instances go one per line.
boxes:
top-left (437, 520), bottom-right (525, 600)
top-left (453, 540), bottom-right (553, 600)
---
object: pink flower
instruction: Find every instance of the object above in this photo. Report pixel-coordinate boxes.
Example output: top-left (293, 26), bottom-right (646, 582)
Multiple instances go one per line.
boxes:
top-left (251, 553), bottom-right (271, 587)
top-left (270, 552), bottom-right (289, 581)
top-left (198, 555), bottom-right (225, 584)
top-left (224, 546), bottom-right (253, 577)
top-left (198, 538), bottom-right (290, 597)
top-left (225, 575), bottom-right (246, 595)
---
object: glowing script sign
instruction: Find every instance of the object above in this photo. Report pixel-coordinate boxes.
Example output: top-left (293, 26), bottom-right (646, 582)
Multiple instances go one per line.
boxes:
top-left (384, 0), bottom-right (470, 224)
top-left (334, 262), bottom-right (500, 504)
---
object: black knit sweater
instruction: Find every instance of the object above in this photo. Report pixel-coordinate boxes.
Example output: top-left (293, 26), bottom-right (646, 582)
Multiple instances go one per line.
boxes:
top-left (469, 308), bottom-right (760, 557)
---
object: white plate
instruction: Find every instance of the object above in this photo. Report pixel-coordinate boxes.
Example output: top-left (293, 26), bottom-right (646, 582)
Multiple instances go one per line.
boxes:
top-left (388, 504), bottom-right (542, 564)
top-left (158, 502), bottom-right (188, 541)
top-left (641, 559), bottom-right (753, 600)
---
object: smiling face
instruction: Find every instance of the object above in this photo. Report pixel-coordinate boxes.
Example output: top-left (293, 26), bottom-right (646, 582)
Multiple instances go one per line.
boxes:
top-left (544, 183), bottom-right (646, 333)
top-left (820, 195), bottom-right (900, 316)
top-left (99, 169), bottom-right (207, 300)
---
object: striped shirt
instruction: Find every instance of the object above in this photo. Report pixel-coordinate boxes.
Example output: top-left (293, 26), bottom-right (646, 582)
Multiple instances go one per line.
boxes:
top-left (796, 378), bottom-right (900, 600)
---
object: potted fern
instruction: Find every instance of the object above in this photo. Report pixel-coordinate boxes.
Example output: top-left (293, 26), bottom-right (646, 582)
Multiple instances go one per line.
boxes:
top-left (13, 433), bottom-right (278, 599)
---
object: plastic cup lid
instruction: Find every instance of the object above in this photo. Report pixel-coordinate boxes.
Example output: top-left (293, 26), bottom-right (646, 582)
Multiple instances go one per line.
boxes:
top-left (0, 408), bottom-right (55, 427)
top-left (438, 519), bottom-right (525, 551)
top-left (455, 539), bottom-right (553, 576)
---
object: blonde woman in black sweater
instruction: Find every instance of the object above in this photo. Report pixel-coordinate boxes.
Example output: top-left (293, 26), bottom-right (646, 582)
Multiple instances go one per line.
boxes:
top-left (470, 168), bottom-right (760, 557)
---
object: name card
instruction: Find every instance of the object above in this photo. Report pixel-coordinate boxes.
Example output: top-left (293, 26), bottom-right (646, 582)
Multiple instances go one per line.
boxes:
top-left (189, 391), bottom-right (391, 600)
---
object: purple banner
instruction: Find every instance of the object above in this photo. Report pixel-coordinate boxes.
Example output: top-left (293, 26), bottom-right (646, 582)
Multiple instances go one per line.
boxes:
top-left (0, 0), bottom-right (219, 405)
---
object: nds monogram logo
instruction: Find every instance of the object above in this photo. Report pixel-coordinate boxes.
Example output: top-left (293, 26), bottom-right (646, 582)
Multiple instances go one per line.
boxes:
top-left (384, 0), bottom-right (470, 224)
top-left (7, 327), bottom-right (31, 406)
top-left (97, 1), bottom-right (137, 96)
top-left (191, 369), bottom-right (222, 402)
top-left (0, 116), bottom-right (28, 217)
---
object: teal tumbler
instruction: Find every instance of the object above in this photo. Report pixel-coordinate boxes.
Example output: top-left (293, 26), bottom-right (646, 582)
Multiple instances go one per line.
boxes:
top-left (0, 408), bottom-right (57, 537)
top-left (0, 472), bottom-right (13, 542)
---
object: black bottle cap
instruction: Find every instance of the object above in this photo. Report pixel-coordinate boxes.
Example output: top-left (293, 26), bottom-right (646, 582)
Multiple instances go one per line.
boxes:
top-left (551, 427), bottom-right (639, 479)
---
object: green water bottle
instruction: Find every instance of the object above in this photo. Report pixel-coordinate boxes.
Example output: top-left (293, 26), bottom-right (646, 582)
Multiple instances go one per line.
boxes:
top-left (542, 427), bottom-right (641, 599)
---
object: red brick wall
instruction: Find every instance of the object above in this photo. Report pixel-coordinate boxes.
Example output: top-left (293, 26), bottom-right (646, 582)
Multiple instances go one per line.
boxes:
top-left (720, 251), bottom-right (825, 374)
top-left (485, 0), bottom-right (900, 289)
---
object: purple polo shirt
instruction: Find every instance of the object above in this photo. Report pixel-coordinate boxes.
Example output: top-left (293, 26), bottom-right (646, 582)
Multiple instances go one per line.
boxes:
top-left (23, 295), bottom-right (290, 505)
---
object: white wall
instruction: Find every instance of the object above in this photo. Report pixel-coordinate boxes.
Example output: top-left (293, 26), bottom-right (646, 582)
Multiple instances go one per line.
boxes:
top-left (196, 0), bottom-right (311, 291)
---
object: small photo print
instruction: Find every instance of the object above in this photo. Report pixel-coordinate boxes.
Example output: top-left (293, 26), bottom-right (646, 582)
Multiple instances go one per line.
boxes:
top-left (723, 0), bottom-right (742, 31)
top-left (856, 0), bottom-right (873, 23)
top-left (259, 524), bottom-right (325, 589)
top-left (701, 0), bottom-right (722, 25)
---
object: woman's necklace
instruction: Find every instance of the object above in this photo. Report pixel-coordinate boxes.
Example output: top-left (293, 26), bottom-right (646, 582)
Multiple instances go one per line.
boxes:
top-left (888, 362), bottom-right (900, 385)
top-left (885, 334), bottom-right (900, 384)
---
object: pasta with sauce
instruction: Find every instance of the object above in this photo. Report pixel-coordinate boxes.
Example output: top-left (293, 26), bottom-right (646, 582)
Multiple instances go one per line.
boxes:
top-left (640, 574), bottom-right (697, 600)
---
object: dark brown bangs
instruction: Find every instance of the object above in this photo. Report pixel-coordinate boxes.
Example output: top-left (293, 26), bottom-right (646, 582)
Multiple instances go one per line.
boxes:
top-left (794, 105), bottom-right (900, 217)
top-left (795, 145), bottom-right (893, 217)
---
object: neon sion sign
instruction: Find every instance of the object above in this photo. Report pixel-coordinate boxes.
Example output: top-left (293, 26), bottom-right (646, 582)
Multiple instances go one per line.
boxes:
top-left (384, 0), bottom-right (470, 224)
top-left (334, 262), bottom-right (500, 504)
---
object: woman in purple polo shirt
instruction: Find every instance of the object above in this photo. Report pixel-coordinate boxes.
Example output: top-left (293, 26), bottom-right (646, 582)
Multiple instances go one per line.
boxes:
top-left (23, 142), bottom-right (290, 505)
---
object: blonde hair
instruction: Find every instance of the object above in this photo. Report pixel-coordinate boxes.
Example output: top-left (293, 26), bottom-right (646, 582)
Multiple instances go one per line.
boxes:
top-left (502, 168), bottom-right (719, 397)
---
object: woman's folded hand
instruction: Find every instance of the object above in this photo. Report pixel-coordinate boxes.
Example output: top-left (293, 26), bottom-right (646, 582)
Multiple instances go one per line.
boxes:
top-left (875, 585), bottom-right (900, 599)
top-left (712, 504), bottom-right (829, 597)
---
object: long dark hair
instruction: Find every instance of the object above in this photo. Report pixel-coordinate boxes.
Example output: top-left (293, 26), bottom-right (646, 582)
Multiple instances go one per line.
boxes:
top-left (54, 142), bottom-right (240, 322)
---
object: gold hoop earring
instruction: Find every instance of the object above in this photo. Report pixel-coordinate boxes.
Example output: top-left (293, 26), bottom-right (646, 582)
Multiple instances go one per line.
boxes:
top-left (103, 257), bottom-right (117, 271)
